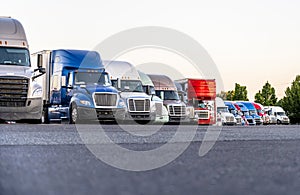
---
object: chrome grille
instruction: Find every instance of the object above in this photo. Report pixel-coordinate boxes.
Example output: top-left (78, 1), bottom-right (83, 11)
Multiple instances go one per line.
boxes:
top-left (254, 118), bottom-right (261, 124)
top-left (226, 116), bottom-right (235, 122)
top-left (0, 76), bottom-right (28, 107)
top-left (168, 105), bottom-right (186, 116)
top-left (247, 118), bottom-right (254, 124)
top-left (236, 118), bottom-right (242, 124)
top-left (94, 93), bottom-right (117, 106)
top-left (197, 110), bottom-right (209, 119)
top-left (128, 98), bottom-right (150, 112)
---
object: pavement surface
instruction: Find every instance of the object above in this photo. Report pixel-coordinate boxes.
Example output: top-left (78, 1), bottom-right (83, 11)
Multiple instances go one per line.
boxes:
top-left (1, 124), bottom-right (300, 195)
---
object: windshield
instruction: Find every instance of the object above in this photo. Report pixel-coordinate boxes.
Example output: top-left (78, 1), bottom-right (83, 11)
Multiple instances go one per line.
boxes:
top-left (249, 110), bottom-right (258, 115)
top-left (74, 72), bottom-right (111, 85)
top-left (257, 109), bottom-right (263, 115)
top-left (111, 80), bottom-right (144, 92)
top-left (0, 47), bottom-right (30, 66)
top-left (217, 107), bottom-right (229, 113)
top-left (156, 90), bottom-right (179, 101)
top-left (242, 111), bottom-right (250, 116)
top-left (277, 112), bottom-right (286, 116)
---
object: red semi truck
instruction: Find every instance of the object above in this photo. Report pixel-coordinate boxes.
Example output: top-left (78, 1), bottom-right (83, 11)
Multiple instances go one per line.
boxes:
top-left (175, 79), bottom-right (216, 125)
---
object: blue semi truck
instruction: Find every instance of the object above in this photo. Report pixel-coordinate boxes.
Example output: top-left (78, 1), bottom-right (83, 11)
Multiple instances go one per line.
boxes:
top-left (32, 49), bottom-right (126, 123)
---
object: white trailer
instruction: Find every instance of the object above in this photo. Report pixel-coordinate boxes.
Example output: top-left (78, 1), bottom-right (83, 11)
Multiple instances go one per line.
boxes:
top-left (0, 17), bottom-right (44, 122)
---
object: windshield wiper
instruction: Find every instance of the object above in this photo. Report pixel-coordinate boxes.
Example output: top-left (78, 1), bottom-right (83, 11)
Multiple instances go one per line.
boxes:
top-left (3, 62), bottom-right (20, 65)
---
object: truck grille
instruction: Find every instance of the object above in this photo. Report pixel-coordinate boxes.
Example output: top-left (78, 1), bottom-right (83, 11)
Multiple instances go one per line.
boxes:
top-left (247, 118), bottom-right (254, 124)
top-left (236, 117), bottom-right (242, 124)
top-left (254, 118), bottom-right (261, 124)
top-left (226, 116), bottom-right (235, 122)
top-left (197, 110), bottom-right (209, 119)
top-left (128, 99), bottom-right (150, 112)
top-left (168, 105), bottom-right (186, 116)
top-left (0, 76), bottom-right (28, 107)
top-left (94, 93), bottom-right (117, 106)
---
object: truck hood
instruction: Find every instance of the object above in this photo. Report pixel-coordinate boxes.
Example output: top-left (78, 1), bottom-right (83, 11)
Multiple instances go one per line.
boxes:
top-left (83, 85), bottom-right (118, 94)
top-left (0, 65), bottom-right (33, 78)
top-left (163, 100), bottom-right (185, 106)
top-left (120, 92), bottom-right (150, 99)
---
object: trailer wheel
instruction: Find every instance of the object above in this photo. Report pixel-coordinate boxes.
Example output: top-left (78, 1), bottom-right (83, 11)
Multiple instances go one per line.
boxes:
top-left (70, 104), bottom-right (81, 124)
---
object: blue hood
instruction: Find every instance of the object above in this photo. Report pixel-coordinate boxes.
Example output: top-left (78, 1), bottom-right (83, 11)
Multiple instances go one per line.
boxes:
top-left (83, 84), bottom-right (118, 94)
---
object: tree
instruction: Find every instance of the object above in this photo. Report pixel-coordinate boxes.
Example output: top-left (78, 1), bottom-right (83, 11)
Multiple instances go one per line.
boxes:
top-left (254, 81), bottom-right (277, 106)
top-left (280, 75), bottom-right (300, 124)
top-left (217, 90), bottom-right (235, 100)
top-left (233, 83), bottom-right (248, 101)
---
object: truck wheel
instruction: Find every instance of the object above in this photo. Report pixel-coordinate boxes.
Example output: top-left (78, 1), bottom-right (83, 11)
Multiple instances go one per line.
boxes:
top-left (43, 108), bottom-right (50, 124)
top-left (70, 104), bottom-right (81, 124)
top-left (277, 119), bottom-right (281, 125)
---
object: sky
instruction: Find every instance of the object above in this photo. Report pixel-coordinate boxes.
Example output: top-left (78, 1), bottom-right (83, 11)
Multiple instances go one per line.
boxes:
top-left (2, 0), bottom-right (300, 100)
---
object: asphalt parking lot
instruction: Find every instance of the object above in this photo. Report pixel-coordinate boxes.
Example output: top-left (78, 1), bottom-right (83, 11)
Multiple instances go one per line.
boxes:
top-left (1, 124), bottom-right (300, 195)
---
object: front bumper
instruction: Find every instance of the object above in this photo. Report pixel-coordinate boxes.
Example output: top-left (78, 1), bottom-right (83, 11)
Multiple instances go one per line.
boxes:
top-left (78, 106), bottom-right (126, 121)
top-left (125, 112), bottom-right (155, 121)
top-left (0, 98), bottom-right (42, 121)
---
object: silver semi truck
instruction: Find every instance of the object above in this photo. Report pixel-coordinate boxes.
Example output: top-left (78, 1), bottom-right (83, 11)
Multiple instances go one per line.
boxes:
top-left (148, 74), bottom-right (188, 123)
top-left (0, 17), bottom-right (44, 123)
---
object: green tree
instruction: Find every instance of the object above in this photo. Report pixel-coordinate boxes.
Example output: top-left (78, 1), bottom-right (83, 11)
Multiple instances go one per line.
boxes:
top-left (233, 83), bottom-right (248, 101)
top-left (217, 90), bottom-right (234, 100)
top-left (254, 81), bottom-right (277, 106)
top-left (280, 75), bottom-right (300, 123)
top-left (226, 90), bottom-right (235, 101)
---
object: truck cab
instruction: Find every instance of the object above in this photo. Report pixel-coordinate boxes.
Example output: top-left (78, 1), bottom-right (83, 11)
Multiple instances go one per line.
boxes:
top-left (138, 71), bottom-right (169, 123)
top-left (253, 102), bottom-right (270, 125)
top-left (216, 97), bottom-right (236, 125)
top-left (265, 106), bottom-right (290, 124)
top-left (32, 50), bottom-right (125, 123)
top-left (235, 102), bottom-right (256, 125)
top-left (237, 101), bottom-right (262, 125)
top-left (148, 74), bottom-right (188, 123)
top-left (175, 79), bottom-right (217, 125)
top-left (0, 17), bottom-right (44, 123)
top-left (224, 101), bottom-right (243, 125)
top-left (104, 61), bottom-right (155, 123)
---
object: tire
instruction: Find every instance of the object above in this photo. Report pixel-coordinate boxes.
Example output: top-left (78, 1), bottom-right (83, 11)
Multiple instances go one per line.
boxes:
top-left (70, 104), bottom-right (81, 124)
top-left (25, 119), bottom-right (42, 124)
top-left (43, 108), bottom-right (50, 124)
top-left (277, 119), bottom-right (281, 125)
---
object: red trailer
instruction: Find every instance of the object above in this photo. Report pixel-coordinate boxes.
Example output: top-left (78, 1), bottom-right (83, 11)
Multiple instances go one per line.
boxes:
top-left (175, 79), bottom-right (216, 125)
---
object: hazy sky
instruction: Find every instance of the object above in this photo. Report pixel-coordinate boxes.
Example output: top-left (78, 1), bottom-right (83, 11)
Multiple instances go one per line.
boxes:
top-left (2, 0), bottom-right (299, 100)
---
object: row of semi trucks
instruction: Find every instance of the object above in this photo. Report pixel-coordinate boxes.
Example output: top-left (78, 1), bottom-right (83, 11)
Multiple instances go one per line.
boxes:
top-left (0, 17), bottom-right (218, 125)
top-left (216, 98), bottom-right (290, 125)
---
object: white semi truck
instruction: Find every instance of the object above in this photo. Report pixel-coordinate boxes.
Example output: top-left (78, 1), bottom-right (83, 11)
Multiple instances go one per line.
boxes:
top-left (0, 17), bottom-right (44, 123)
top-left (104, 61), bottom-right (156, 123)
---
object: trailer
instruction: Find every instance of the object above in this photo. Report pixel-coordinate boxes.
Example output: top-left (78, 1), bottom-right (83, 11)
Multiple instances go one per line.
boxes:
top-left (0, 17), bottom-right (44, 123)
top-left (32, 50), bottom-right (126, 123)
top-left (175, 79), bottom-right (216, 125)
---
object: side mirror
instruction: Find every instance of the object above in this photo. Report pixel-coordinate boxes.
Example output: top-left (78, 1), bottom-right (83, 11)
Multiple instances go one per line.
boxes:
top-left (117, 78), bottom-right (121, 89)
top-left (39, 67), bottom-right (46, 74)
top-left (61, 76), bottom-right (67, 87)
top-left (37, 54), bottom-right (43, 68)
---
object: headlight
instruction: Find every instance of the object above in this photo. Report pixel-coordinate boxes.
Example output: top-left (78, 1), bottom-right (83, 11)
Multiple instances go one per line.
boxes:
top-left (118, 100), bottom-right (126, 108)
top-left (32, 88), bottom-right (42, 97)
top-left (79, 100), bottom-right (91, 106)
